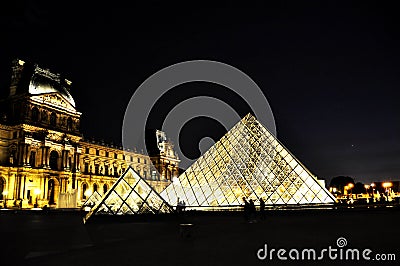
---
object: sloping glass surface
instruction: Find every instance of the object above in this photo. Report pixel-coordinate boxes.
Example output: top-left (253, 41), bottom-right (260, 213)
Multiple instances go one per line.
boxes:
top-left (84, 167), bottom-right (173, 222)
top-left (161, 114), bottom-right (336, 209)
top-left (82, 191), bottom-right (102, 209)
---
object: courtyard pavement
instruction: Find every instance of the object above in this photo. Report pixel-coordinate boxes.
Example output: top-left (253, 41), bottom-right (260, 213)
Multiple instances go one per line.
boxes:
top-left (0, 206), bottom-right (399, 266)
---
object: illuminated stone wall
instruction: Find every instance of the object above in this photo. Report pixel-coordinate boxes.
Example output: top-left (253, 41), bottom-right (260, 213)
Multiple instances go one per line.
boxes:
top-left (0, 59), bottom-right (179, 208)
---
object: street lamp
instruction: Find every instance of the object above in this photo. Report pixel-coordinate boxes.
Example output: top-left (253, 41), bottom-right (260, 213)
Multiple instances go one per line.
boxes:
top-left (364, 184), bottom-right (370, 194)
top-left (382, 182), bottom-right (393, 201)
top-left (363, 184), bottom-right (370, 203)
top-left (347, 183), bottom-right (354, 195)
top-left (2, 191), bottom-right (8, 208)
top-left (382, 182), bottom-right (393, 190)
top-left (370, 183), bottom-right (376, 201)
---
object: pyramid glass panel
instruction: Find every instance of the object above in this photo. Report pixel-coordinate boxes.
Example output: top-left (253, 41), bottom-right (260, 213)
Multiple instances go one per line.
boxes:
top-left (81, 191), bottom-right (103, 210)
top-left (161, 114), bottom-right (336, 209)
top-left (84, 167), bottom-right (173, 222)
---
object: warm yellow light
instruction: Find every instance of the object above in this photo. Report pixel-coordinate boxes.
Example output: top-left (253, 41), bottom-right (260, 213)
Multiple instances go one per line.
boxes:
top-left (18, 59), bottom-right (25, 66)
top-left (371, 183), bottom-right (375, 187)
top-left (348, 183), bottom-right (354, 189)
top-left (382, 182), bottom-right (392, 188)
top-left (364, 184), bottom-right (370, 189)
top-left (2, 191), bottom-right (8, 196)
top-left (84, 189), bottom-right (93, 197)
top-left (34, 188), bottom-right (41, 195)
top-left (344, 186), bottom-right (349, 190)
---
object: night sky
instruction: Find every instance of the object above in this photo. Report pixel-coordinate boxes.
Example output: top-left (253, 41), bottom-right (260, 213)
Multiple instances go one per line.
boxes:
top-left (1, 1), bottom-right (399, 184)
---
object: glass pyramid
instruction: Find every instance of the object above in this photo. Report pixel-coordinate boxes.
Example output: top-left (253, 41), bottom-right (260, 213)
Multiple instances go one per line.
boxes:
top-left (82, 190), bottom-right (103, 210)
top-left (84, 167), bottom-right (173, 222)
top-left (161, 114), bottom-right (336, 209)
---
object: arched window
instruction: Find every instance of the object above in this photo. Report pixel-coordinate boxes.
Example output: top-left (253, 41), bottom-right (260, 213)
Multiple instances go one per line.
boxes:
top-left (93, 183), bottom-right (98, 192)
top-left (67, 117), bottom-right (73, 131)
top-left (82, 183), bottom-right (88, 199)
top-left (50, 112), bottom-right (57, 127)
top-left (31, 107), bottom-right (39, 122)
top-left (49, 150), bottom-right (59, 170)
top-left (0, 177), bottom-right (5, 200)
top-left (47, 179), bottom-right (55, 204)
top-left (103, 184), bottom-right (108, 195)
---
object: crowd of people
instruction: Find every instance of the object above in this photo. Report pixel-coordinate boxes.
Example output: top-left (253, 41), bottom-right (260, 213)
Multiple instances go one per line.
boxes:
top-left (242, 197), bottom-right (265, 222)
top-left (174, 196), bottom-right (267, 221)
top-left (176, 198), bottom-right (186, 213)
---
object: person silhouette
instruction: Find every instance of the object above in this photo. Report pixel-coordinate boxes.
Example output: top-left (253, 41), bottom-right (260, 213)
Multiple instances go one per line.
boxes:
top-left (176, 197), bottom-right (181, 213)
top-left (181, 200), bottom-right (186, 212)
top-left (249, 199), bottom-right (256, 222)
top-left (259, 198), bottom-right (265, 220)
top-left (242, 197), bottom-right (250, 222)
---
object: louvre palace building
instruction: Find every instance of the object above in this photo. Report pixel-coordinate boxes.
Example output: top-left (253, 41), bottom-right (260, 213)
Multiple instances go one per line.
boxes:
top-left (0, 59), bottom-right (180, 209)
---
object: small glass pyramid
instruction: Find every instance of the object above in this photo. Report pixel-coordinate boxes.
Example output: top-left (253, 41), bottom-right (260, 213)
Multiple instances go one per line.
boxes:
top-left (82, 190), bottom-right (102, 210)
top-left (161, 114), bottom-right (336, 209)
top-left (84, 167), bottom-right (173, 222)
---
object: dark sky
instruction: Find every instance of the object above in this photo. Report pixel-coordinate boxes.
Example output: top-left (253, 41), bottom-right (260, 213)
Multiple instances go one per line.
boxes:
top-left (1, 1), bottom-right (399, 184)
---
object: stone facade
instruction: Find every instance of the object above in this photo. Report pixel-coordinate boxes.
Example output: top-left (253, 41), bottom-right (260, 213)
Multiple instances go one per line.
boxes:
top-left (0, 59), bottom-right (179, 209)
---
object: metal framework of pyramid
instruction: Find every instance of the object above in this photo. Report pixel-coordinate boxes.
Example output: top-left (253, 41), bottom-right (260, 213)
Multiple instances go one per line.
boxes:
top-left (81, 190), bottom-right (102, 210)
top-left (161, 114), bottom-right (336, 209)
top-left (84, 167), bottom-right (173, 222)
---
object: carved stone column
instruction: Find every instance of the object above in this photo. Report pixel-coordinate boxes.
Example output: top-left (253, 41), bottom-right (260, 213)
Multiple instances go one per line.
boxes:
top-left (74, 150), bottom-right (81, 173)
top-left (26, 144), bottom-right (32, 167)
top-left (45, 147), bottom-right (50, 168)
top-left (17, 143), bottom-right (24, 166)
top-left (62, 150), bottom-right (70, 171)
top-left (23, 144), bottom-right (30, 166)
top-left (43, 176), bottom-right (47, 199)
top-left (41, 146), bottom-right (47, 168)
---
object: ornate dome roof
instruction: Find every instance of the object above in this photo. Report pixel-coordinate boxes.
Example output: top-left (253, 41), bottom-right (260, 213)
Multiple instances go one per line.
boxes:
top-left (28, 65), bottom-right (76, 107)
